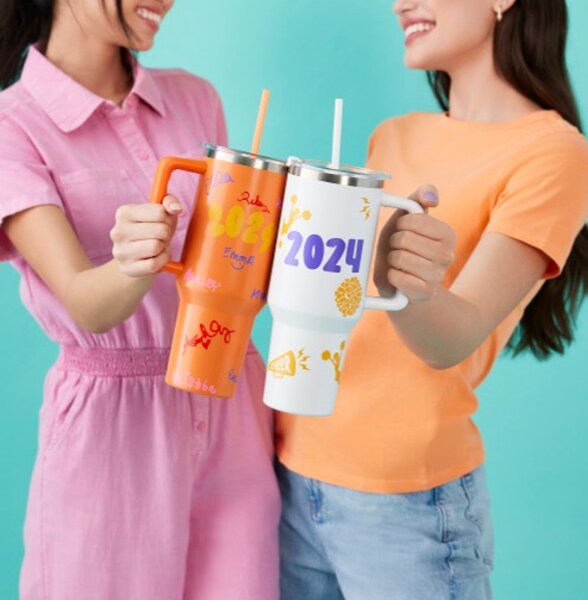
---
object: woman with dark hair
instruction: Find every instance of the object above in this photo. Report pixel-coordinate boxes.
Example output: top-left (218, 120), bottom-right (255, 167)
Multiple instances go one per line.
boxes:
top-left (277, 1), bottom-right (588, 598)
top-left (0, 2), bottom-right (279, 599)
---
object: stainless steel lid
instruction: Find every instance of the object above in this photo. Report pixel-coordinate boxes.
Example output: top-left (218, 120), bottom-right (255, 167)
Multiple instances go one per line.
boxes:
top-left (205, 145), bottom-right (288, 174)
top-left (287, 158), bottom-right (391, 189)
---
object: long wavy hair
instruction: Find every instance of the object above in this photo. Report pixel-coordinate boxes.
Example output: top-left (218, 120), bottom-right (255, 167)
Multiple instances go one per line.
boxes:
top-left (427, 0), bottom-right (588, 359)
top-left (0, 0), bottom-right (132, 89)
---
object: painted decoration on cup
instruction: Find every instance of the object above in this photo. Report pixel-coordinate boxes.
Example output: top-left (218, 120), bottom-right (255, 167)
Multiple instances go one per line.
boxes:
top-left (268, 348), bottom-right (311, 379)
top-left (334, 277), bottom-right (363, 317)
top-left (278, 194), bottom-right (312, 247)
top-left (360, 197), bottom-right (371, 220)
top-left (149, 150), bottom-right (288, 398)
top-left (264, 160), bottom-right (423, 417)
top-left (321, 341), bottom-right (346, 383)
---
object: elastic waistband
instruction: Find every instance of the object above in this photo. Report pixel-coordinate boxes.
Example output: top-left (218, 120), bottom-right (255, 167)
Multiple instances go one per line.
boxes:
top-left (56, 343), bottom-right (260, 377)
top-left (56, 346), bottom-right (170, 377)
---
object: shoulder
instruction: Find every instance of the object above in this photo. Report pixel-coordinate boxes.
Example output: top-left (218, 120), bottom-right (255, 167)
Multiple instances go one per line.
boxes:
top-left (146, 67), bottom-right (222, 108)
top-left (367, 112), bottom-right (440, 170)
top-left (0, 81), bottom-right (25, 112)
top-left (368, 112), bottom-right (441, 157)
top-left (370, 112), bottom-right (438, 140)
top-left (494, 115), bottom-right (588, 228)
top-left (504, 114), bottom-right (588, 179)
top-left (0, 81), bottom-right (37, 128)
top-left (519, 111), bottom-right (586, 148)
top-left (0, 83), bottom-right (40, 152)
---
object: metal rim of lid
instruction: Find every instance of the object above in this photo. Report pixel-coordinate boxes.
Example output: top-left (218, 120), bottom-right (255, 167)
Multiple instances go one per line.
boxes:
top-left (288, 159), bottom-right (391, 189)
top-left (205, 145), bottom-right (288, 174)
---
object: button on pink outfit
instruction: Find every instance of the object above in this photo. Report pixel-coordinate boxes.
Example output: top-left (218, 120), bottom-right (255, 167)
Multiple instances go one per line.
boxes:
top-left (0, 47), bottom-right (279, 600)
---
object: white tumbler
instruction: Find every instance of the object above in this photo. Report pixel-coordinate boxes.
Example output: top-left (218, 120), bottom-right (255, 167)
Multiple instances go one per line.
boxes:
top-left (264, 159), bottom-right (423, 416)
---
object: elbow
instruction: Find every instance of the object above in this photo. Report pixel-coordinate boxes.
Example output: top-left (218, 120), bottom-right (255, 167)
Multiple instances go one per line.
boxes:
top-left (76, 316), bottom-right (115, 335)
top-left (422, 335), bottom-right (484, 370)
top-left (68, 307), bottom-right (116, 335)
top-left (85, 322), bottom-right (115, 335)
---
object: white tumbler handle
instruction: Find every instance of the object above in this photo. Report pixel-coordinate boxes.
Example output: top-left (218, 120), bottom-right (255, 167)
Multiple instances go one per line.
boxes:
top-left (364, 193), bottom-right (425, 312)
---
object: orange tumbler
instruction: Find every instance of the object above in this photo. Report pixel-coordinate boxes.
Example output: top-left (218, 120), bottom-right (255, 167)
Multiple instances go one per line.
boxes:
top-left (149, 146), bottom-right (288, 397)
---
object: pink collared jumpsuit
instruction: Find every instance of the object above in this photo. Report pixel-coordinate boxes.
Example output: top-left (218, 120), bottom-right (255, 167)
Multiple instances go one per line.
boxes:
top-left (0, 47), bottom-right (279, 600)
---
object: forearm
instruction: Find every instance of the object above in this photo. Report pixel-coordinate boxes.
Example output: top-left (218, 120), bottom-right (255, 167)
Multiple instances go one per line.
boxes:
top-left (4, 198), bottom-right (181, 335)
top-left (65, 260), bottom-right (155, 333)
top-left (373, 190), bottom-right (550, 369)
top-left (386, 286), bottom-right (486, 369)
top-left (385, 235), bottom-right (548, 369)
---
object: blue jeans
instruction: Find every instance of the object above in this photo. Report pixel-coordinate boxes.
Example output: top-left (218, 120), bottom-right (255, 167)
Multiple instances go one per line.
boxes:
top-left (277, 462), bottom-right (494, 600)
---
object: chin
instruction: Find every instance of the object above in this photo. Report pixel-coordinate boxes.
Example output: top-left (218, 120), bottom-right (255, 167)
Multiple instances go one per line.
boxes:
top-left (403, 50), bottom-right (445, 72)
top-left (132, 37), bottom-right (155, 52)
top-left (404, 55), bottom-right (432, 71)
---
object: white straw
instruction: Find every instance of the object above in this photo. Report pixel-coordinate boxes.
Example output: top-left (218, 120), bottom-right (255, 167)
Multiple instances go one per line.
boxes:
top-left (330, 98), bottom-right (343, 169)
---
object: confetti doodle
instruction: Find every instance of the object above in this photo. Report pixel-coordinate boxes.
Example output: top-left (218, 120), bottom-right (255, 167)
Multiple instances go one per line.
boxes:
top-left (321, 341), bottom-right (346, 383)
top-left (360, 197), bottom-right (371, 220)
top-left (278, 195), bottom-right (312, 247)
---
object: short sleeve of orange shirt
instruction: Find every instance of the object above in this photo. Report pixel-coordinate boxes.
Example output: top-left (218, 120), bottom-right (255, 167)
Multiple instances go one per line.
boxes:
top-left (485, 130), bottom-right (588, 277)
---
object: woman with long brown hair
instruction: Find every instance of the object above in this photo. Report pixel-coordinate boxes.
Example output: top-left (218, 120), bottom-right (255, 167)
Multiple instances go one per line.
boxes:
top-left (276, 1), bottom-right (588, 598)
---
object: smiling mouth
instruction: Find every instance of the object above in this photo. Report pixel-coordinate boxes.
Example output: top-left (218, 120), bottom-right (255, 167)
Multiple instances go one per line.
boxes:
top-left (136, 7), bottom-right (163, 26)
top-left (404, 22), bottom-right (435, 43)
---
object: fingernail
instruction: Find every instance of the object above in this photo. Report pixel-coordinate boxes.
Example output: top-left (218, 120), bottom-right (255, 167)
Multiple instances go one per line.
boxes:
top-left (169, 201), bottom-right (182, 211)
top-left (424, 191), bottom-right (438, 202)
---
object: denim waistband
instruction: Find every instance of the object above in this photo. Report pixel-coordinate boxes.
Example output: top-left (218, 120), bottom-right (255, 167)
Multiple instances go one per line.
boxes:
top-left (56, 346), bottom-right (170, 377)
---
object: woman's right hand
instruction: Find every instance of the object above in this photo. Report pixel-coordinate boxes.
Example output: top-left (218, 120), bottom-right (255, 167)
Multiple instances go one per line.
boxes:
top-left (374, 185), bottom-right (456, 305)
top-left (110, 195), bottom-right (183, 277)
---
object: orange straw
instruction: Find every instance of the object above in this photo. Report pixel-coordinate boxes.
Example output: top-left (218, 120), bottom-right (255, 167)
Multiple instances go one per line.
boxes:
top-left (250, 89), bottom-right (270, 155)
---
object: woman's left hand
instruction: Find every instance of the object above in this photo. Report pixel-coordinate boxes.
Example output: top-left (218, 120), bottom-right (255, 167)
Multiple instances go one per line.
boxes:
top-left (374, 185), bottom-right (457, 304)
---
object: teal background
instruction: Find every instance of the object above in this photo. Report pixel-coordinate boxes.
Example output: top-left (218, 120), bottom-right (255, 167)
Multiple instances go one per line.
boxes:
top-left (0, 0), bottom-right (586, 597)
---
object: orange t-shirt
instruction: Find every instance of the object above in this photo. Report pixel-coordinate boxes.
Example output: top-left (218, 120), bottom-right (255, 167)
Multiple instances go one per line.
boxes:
top-left (275, 110), bottom-right (588, 493)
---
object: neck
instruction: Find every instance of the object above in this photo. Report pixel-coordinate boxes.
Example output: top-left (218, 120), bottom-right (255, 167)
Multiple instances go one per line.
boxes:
top-left (45, 14), bottom-right (131, 105)
top-left (446, 43), bottom-right (540, 123)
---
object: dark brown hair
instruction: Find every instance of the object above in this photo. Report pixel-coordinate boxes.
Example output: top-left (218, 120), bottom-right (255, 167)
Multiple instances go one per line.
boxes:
top-left (0, 0), bottom-right (132, 90)
top-left (428, 0), bottom-right (588, 359)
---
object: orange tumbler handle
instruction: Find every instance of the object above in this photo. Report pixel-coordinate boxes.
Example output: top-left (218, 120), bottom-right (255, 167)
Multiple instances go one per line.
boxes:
top-left (149, 156), bottom-right (208, 276)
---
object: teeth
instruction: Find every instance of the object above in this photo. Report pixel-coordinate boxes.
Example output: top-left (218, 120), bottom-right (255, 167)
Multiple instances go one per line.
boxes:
top-left (137, 8), bottom-right (162, 24)
top-left (405, 22), bottom-right (434, 38)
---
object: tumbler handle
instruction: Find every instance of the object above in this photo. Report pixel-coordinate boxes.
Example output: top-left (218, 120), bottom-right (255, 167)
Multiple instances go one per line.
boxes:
top-left (149, 157), bottom-right (208, 276)
top-left (364, 194), bottom-right (425, 312)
